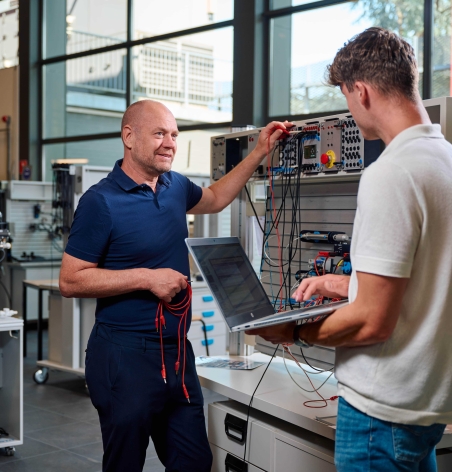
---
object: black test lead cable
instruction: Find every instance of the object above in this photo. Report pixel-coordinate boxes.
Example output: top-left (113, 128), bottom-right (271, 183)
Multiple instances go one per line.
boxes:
top-left (245, 185), bottom-right (265, 234)
top-left (243, 344), bottom-right (279, 463)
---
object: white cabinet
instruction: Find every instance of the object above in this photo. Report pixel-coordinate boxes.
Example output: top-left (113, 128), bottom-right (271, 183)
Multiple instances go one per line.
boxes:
top-left (208, 401), bottom-right (335, 472)
top-left (0, 318), bottom-right (23, 453)
top-left (189, 282), bottom-right (227, 357)
top-left (211, 443), bottom-right (265, 472)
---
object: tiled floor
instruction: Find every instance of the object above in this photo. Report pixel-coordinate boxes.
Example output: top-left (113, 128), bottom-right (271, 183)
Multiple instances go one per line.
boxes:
top-left (0, 329), bottom-right (226, 471)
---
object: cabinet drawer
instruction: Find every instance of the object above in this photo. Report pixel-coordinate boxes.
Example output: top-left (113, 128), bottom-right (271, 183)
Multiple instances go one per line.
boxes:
top-left (208, 402), bottom-right (274, 470)
top-left (190, 334), bottom-right (227, 357)
top-left (209, 401), bottom-right (336, 472)
top-left (189, 320), bottom-right (227, 340)
top-left (274, 438), bottom-right (335, 472)
top-left (192, 309), bottom-right (224, 325)
top-left (191, 293), bottom-right (218, 311)
top-left (211, 443), bottom-right (266, 472)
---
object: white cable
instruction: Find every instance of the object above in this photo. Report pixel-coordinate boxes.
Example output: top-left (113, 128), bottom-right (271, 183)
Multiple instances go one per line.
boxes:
top-left (263, 236), bottom-right (300, 266)
top-left (284, 345), bottom-right (334, 374)
top-left (263, 234), bottom-right (287, 266)
top-left (282, 346), bottom-right (334, 395)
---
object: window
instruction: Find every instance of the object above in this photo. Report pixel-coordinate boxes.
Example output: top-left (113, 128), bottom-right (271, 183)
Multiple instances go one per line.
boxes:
top-left (432, 0), bottom-right (451, 98)
top-left (44, 0), bottom-right (127, 59)
top-left (268, 0), bottom-right (425, 118)
top-left (132, 28), bottom-right (233, 125)
top-left (41, 0), bottom-right (233, 150)
top-left (43, 138), bottom-right (123, 181)
top-left (44, 50), bottom-right (127, 138)
top-left (132, 0), bottom-right (233, 39)
top-left (0, 0), bottom-right (18, 69)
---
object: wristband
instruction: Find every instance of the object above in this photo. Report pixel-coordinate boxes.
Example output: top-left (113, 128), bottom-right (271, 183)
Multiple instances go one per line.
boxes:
top-left (293, 325), bottom-right (313, 348)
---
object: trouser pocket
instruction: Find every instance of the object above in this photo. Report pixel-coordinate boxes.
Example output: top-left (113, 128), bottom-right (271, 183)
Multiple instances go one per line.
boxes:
top-left (392, 423), bottom-right (446, 462)
top-left (85, 336), bottom-right (122, 411)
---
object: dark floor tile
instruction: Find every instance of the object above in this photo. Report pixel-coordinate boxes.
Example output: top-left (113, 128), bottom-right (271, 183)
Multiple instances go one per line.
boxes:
top-left (47, 397), bottom-right (98, 423)
top-left (22, 404), bottom-right (37, 414)
top-left (23, 385), bottom-right (88, 410)
top-left (146, 441), bottom-right (158, 459)
top-left (68, 439), bottom-right (161, 465)
top-left (24, 408), bottom-right (77, 434)
top-left (0, 437), bottom-right (59, 465)
top-left (0, 450), bottom-right (101, 472)
top-left (26, 422), bottom-right (102, 450)
top-left (67, 441), bottom-right (103, 464)
top-left (143, 456), bottom-right (165, 472)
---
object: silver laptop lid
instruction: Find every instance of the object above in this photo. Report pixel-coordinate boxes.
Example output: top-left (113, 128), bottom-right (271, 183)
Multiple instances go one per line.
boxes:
top-left (185, 237), bottom-right (275, 330)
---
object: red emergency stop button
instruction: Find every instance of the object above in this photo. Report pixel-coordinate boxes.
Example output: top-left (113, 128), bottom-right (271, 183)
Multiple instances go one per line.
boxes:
top-left (321, 150), bottom-right (336, 168)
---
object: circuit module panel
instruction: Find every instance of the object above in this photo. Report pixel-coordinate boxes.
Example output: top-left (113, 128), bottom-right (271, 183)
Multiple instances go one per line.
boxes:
top-left (210, 112), bottom-right (383, 183)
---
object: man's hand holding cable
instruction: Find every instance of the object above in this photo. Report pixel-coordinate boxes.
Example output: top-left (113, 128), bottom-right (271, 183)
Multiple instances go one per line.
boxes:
top-left (188, 121), bottom-right (294, 215)
top-left (147, 268), bottom-right (188, 303)
top-left (253, 120), bottom-right (294, 157)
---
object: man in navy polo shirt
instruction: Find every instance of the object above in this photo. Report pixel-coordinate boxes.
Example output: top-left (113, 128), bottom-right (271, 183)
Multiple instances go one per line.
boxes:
top-left (59, 100), bottom-right (290, 472)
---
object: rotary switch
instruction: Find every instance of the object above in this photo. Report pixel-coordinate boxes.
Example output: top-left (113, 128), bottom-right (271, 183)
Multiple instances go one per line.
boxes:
top-left (320, 150), bottom-right (336, 168)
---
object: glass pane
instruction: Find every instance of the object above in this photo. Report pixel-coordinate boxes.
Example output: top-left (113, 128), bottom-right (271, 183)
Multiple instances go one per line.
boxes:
top-left (132, 28), bottom-right (233, 125)
top-left (132, 0), bottom-right (233, 39)
top-left (43, 49), bottom-right (127, 138)
top-left (270, 1), bottom-right (424, 117)
top-left (432, 0), bottom-right (451, 98)
top-left (43, 0), bottom-right (127, 59)
top-left (0, 1), bottom-right (18, 69)
top-left (270, 0), bottom-right (322, 8)
top-left (43, 127), bottom-right (230, 182)
top-left (43, 138), bottom-right (122, 181)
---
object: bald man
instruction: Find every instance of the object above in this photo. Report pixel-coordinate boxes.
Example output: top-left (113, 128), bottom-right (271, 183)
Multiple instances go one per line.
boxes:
top-left (59, 100), bottom-right (291, 472)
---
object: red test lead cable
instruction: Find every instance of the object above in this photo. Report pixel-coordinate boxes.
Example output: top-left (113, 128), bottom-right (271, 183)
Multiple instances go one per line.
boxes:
top-left (156, 283), bottom-right (192, 402)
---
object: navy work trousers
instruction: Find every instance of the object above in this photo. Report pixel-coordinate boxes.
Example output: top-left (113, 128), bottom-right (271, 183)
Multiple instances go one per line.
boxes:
top-left (85, 323), bottom-right (213, 472)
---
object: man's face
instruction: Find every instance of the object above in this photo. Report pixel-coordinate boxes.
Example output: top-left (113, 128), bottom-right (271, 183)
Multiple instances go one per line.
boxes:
top-left (131, 105), bottom-right (179, 176)
top-left (341, 83), bottom-right (379, 141)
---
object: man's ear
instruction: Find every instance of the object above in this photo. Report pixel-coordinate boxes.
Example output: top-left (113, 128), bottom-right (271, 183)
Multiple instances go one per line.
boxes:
top-left (122, 124), bottom-right (133, 150)
top-left (354, 81), bottom-right (371, 109)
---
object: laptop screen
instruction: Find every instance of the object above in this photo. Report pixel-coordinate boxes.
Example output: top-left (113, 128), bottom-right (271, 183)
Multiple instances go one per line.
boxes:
top-left (188, 241), bottom-right (275, 328)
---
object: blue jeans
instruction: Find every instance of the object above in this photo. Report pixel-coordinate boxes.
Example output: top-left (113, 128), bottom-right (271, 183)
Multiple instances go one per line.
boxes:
top-left (335, 397), bottom-right (446, 472)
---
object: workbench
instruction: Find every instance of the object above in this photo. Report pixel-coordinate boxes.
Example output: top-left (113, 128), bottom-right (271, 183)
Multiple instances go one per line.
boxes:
top-left (197, 353), bottom-right (452, 471)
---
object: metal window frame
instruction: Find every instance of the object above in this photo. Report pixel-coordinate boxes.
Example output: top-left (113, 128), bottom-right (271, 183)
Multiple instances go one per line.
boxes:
top-left (22, 0), bottom-right (436, 168)
top-left (264, 0), bottom-right (434, 122)
top-left (39, 0), bottom-right (234, 148)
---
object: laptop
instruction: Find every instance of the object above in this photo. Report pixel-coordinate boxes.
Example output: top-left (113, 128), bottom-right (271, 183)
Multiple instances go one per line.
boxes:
top-left (186, 237), bottom-right (348, 332)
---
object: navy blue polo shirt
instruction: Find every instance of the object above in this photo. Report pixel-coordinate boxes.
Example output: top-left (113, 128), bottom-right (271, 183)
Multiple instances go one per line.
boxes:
top-left (65, 159), bottom-right (203, 336)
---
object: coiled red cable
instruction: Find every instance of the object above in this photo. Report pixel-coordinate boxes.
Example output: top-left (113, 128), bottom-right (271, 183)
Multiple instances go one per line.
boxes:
top-left (156, 284), bottom-right (192, 402)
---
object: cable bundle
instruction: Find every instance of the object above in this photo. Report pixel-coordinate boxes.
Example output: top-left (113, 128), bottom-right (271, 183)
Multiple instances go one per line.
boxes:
top-left (156, 284), bottom-right (192, 402)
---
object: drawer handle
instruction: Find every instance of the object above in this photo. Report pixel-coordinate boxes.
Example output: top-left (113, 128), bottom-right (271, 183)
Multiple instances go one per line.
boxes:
top-left (224, 413), bottom-right (247, 444)
top-left (202, 295), bottom-right (214, 302)
top-left (202, 311), bottom-right (215, 318)
top-left (201, 339), bottom-right (214, 346)
top-left (202, 325), bottom-right (214, 332)
top-left (225, 453), bottom-right (248, 472)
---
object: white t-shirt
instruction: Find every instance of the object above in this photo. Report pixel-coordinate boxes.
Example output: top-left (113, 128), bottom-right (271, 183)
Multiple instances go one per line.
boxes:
top-left (335, 124), bottom-right (452, 426)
